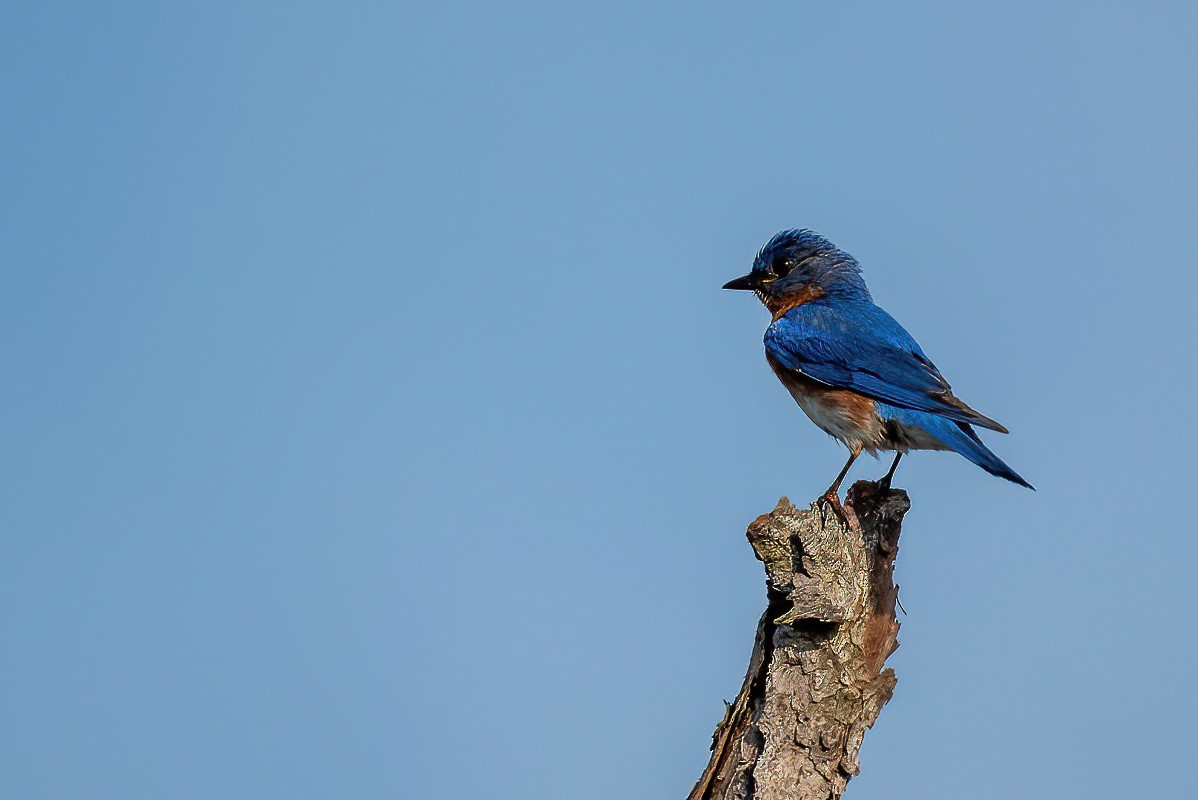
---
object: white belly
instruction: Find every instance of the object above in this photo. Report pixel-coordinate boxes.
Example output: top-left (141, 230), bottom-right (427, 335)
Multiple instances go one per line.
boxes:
top-left (777, 372), bottom-right (887, 455)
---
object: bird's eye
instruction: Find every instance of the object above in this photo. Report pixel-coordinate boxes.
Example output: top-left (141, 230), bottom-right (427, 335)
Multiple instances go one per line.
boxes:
top-left (770, 255), bottom-right (793, 279)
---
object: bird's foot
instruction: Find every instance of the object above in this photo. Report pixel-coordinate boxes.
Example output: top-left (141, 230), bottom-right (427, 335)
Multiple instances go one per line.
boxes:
top-left (815, 490), bottom-right (848, 525)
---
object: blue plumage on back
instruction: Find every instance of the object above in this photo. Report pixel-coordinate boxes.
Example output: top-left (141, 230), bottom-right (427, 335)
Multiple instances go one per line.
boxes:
top-left (723, 228), bottom-right (1031, 500)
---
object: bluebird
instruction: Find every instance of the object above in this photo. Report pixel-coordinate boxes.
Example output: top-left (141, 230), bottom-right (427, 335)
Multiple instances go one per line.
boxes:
top-left (724, 229), bottom-right (1032, 503)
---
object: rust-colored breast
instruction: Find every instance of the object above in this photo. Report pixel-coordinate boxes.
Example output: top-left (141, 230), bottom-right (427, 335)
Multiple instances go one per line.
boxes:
top-left (767, 352), bottom-right (880, 439)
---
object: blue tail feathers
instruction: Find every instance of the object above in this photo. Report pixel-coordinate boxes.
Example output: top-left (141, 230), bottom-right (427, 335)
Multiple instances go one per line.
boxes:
top-left (885, 405), bottom-right (1034, 489)
top-left (934, 418), bottom-right (1034, 490)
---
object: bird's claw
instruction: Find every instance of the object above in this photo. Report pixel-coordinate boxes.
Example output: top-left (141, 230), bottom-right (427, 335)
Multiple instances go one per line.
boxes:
top-left (815, 491), bottom-right (848, 524)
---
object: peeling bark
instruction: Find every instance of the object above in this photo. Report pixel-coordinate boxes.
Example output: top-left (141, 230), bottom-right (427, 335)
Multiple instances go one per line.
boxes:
top-left (688, 480), bottom-right (909, 800)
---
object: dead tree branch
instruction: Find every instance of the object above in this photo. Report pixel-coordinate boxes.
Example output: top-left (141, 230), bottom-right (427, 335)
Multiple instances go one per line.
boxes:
top-left (688, 480), bottom-right (910, 800)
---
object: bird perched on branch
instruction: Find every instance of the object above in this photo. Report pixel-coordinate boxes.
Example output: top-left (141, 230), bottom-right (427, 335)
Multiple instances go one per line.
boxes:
top-left (724, 229), bottom-right (1032, 503)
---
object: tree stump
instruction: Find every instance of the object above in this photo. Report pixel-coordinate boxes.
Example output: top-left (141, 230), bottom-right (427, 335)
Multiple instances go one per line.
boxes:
top-left (688, 480), bottom-right (910, 800)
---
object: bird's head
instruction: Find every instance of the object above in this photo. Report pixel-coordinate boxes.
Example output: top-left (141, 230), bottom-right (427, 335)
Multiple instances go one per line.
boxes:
top-left (723, 229), bottom-right (870, 316)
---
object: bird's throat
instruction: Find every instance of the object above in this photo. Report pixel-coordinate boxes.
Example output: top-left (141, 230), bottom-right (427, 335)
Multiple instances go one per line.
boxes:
top-left (762, 285), bottom-right (825, 320)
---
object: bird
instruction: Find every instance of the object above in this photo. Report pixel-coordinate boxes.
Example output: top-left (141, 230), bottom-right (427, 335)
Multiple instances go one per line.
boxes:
top-left (723, 229), bottom-right (1032, 504)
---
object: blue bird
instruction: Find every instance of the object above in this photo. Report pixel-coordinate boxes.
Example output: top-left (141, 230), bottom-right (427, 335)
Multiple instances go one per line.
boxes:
top-left (724, 229), bottom-right (1032, 503)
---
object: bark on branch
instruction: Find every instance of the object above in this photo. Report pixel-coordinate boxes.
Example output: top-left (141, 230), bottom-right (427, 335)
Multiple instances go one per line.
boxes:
top-left (688, 480), bottom-right (910, 800)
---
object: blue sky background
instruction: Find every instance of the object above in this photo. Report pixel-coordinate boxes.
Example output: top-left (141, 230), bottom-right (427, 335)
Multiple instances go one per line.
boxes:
top-left (3, 3), bottom-right (1197, 798)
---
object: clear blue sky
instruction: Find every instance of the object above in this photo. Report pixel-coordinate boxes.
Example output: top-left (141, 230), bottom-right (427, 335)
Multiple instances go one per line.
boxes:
top-left (3, 3), bottom-right (1196, 798)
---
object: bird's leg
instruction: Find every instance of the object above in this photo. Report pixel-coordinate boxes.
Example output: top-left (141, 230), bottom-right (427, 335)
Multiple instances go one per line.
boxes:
top-left (878, 452), bottom-right (903, 489)
top-left (820, 448), bottom-right (860, 509)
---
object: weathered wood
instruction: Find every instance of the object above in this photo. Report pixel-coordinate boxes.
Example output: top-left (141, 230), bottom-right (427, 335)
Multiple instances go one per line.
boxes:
top-left (689, 480), bottom-right (909, 800)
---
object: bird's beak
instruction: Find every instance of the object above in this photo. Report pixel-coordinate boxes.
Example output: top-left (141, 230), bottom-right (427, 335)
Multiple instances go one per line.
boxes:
top-left (722, 273), bottom-right (758, 291)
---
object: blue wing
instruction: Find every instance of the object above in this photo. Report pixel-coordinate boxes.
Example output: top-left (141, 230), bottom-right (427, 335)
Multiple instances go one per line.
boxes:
top-left (765, 301), bottom-right (1009, 433)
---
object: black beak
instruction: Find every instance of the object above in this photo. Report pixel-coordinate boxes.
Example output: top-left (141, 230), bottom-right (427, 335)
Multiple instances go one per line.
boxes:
top-left (722, 273), bottom-right (758, 291)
